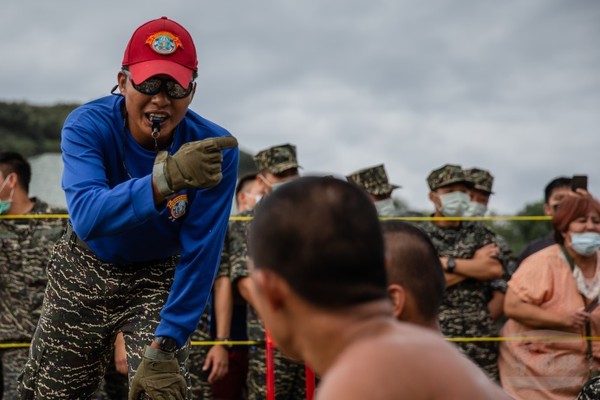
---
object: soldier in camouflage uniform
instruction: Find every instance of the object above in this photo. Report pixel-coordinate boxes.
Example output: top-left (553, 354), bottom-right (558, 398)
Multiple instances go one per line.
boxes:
top-left (418, 164), bottom-right (506, 381)
top-left (346, 164), bottom-right (407, 217)
top-left (188, 250), bottom-right (232, 400)
top-left (463, 168), bottom-right (516, 325)
top-left (0, 152), bottom-right (67, 400)
top-left (228, 144), bottom-right (306, 400)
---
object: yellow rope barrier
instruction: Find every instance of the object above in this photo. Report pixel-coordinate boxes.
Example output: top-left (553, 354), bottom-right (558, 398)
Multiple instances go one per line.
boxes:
top-left (0, 214), bottom-right (69, 219)
top-left (3, 336), bottom-right (600, 349)
top-left (0, 214), bottom-right (552, 222)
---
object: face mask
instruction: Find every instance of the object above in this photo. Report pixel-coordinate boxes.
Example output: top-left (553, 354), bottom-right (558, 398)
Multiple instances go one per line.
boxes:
top-left (254, 194), bottom-right (263, 204)
top-left (438, 191), bottom-right (470, 217)
top-left (374, 198), bottom-right (398, 217)
top-left (570, 232), bottom-right (600, 256)
top-left (0, 176), bottom-right (14, 215)
top-left (464, 201), bottom-right (488, 217)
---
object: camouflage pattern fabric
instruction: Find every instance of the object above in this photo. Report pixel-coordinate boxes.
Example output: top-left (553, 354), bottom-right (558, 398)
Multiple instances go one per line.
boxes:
top-left (226, 208), bottom-right (306, 399)
top-left (346, 164), bottom-right (400, 196)
top-left (187, 249), bottom-right (230, 400)
top-left (253, 144), bottom-right (300, 174)
top-left (0, 199), bottom-right (66, 399)
top-left (464, 168), bottom-right (494, 194)
top-left (418, 220), bottom-right (508, 381)
top-left (427, 164), bottom-right (472, 191)
top-left (17, 235), bottom-right (192, 399)
top-left (92, 358), bottom-right (128, 400)
top-left (1, 348), bottom-right (29, 400)
top-left (188, 326), bottom-right (211, 400)
top-left (247, 347), bottom-right (305, 400)
top-left (578, 375), bottom-right (600, 400)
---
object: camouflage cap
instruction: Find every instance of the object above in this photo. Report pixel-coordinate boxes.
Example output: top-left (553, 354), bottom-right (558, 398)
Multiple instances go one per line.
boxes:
top-left (464, 168), bottom-right (494, 194)
top-left (427, 164), bottom-right (472, 191)
top-left (253, 143), bottom-right (301, 174)
top-left (346, 164), bottom-right (400, 196)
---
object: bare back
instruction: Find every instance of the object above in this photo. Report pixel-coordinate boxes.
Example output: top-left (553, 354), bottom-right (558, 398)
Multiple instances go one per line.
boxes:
top-left (315, 322), bottom-right (511, 400)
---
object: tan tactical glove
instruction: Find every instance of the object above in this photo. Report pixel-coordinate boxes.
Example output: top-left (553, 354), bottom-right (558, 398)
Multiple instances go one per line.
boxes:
top-left (129, 346), bottom-right (187, 400)
top-left (153, 136), bottom-right (238, 197)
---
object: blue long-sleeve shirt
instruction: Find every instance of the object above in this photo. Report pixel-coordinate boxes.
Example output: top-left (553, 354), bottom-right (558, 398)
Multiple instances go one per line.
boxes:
top-left (61, 95), bottom-right (238, 346)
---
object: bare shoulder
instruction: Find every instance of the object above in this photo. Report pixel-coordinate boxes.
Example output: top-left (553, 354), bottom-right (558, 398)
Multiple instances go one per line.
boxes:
top-left (316, 323), bottom-right (511, 400)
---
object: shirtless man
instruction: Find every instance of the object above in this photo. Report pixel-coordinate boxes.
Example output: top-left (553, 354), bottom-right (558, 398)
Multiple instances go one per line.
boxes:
top-left (246, 176), bottom-right (510, 400)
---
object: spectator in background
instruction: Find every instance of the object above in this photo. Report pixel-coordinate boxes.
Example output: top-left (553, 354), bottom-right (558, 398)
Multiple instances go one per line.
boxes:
top-left (381, 220), bottom-right (445, 331)
top-left (346, 164), bottom-right (406, 217)
top-left (235, 172), bottom-right (263, 213)
top-left (229, 144), bottom-right (306, 400)
top-left (347, 164), bottom-right (423, 218)
top-left (516, 176), bottom-right (573, 266)
top-left (0, 152), bottom-right (67, 399)
top-left (463, 167), bottom-right (516, 323)
top-left (246, 176), bottom-right (510, 400)
top-left (418, 164), bottom-right (505, 381)
top-left (207, 173), bottom-right (265, 400)
top-left (499, 194), bottom-right (600, 399)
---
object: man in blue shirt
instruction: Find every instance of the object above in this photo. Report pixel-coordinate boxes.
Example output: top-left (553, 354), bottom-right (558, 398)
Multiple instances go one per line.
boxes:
top-left (18, 17), bottom-right (238, 400)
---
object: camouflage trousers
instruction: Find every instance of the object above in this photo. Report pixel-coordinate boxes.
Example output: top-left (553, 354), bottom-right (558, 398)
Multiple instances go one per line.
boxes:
top-left (578, 375), bottom-right (600, 400)
top-left (439, 308), bottom-right (499, 382)
top-left (91, 354), bottom-right (129, 400)
top-left (2, 348), bottom-right (29, 400)
top-left (188, 339), bottom-right (212, 399)
top-left (17, 235), bottom-right (191, 399)
top-left (247, 346), bottom-right (305, 400)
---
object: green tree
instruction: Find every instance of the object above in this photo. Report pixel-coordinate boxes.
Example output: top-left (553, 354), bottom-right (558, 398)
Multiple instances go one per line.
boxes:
top-left (490, 200), bottom-right (550, 254)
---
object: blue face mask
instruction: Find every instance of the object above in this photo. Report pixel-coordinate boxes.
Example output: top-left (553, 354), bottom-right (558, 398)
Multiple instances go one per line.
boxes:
top-left (438, 191), bottom-right (470, 217)
top-left (0, 176), bottom-right (14, 215)
top-left (570, 232), bottom-right (600, 257)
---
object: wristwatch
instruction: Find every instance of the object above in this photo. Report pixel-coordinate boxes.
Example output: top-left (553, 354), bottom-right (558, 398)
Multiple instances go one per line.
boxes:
top-left (446, 257), bottom-right (457, 274)
top-left (216, 337), bottom-right (232, 349)
top-left (154, 336), bottom-right (178, 353)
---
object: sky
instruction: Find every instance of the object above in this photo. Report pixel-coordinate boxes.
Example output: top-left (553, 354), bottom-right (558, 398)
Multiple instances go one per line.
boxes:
top-left (2, 0), bottom-right (599, 214)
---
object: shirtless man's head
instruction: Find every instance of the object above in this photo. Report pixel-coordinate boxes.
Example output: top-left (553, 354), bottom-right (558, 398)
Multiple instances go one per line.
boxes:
top-left (248, 176), bottom-right (509, 400)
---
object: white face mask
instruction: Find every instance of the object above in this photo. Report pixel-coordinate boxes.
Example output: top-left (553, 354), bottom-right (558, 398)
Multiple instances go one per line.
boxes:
top-left (570, 232), bottom-right (600, 257)
top-left (437, 191), bottom-right (470, 217)
top-left (464, 201), bottom-right (488, 217)
top-left (374, 198), bottom-right (397, 217)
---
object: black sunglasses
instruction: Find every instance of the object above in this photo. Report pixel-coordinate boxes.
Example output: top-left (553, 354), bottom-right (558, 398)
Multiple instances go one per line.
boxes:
top-left (124, 70), bottom-right (194, 99)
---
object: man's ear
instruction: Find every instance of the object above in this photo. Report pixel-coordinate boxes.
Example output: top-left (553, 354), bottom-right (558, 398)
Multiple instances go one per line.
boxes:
top-left (428, 191), bottom-right (438, 204)
top-left (387, 284), bottom-right (406, 319)
top-left (117, 71), bottom-right (128, 94)
top-left (253, 269), bottom-right (286, 312)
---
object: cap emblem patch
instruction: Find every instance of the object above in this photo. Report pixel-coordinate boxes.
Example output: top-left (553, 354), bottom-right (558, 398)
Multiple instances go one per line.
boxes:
top-left (145, 31), bottom-right (183, 55)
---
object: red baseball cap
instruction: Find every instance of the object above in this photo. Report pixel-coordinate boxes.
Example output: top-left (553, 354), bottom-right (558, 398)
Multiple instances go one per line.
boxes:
top-left (122, 16), bottom-right (198, 87)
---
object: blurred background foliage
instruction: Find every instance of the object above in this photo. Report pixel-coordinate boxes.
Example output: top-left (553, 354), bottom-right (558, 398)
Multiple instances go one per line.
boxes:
top-left (1, 101), bottom-right (548, 255)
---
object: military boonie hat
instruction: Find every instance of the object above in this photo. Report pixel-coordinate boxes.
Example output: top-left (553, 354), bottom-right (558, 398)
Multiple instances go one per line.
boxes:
top-left (427, 164), bottom-right (472, 191)
top-left (253, 143), bottom-right (301, 174)
top-left (346, 164), bottom-right (400, 196)
top-left (464, 168), bottom-right (494, 194)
